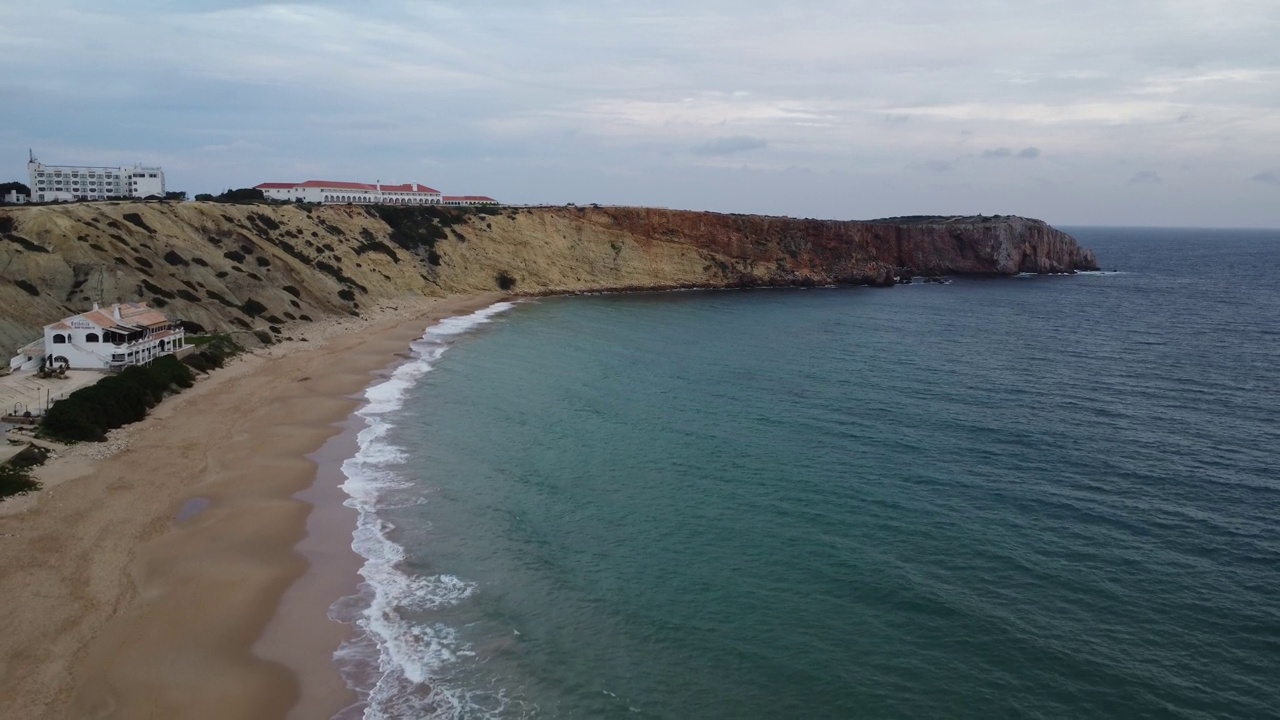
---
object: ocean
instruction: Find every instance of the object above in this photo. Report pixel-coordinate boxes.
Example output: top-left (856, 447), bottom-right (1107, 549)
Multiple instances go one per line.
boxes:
top-left (333, 227), bottom-right (1280, 719)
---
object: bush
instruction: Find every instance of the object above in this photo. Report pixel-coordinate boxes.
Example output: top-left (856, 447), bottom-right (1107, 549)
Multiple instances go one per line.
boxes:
top-left (0, 464), bottom-right (40, 499)
top-left (122, 212), bottom-right (156, 233)
top-left (368, 205), bottom-right (449, 250)
top-left (182, 334), bottom-right (242, 373)
top-left (213, 188), bottom-right (266, 204)
top-left (0, 444), bottom-right (47, 498)
top-left (241, 298), bottom-right (269, 317)
top-left (40, 356), bottom-right (196, 442)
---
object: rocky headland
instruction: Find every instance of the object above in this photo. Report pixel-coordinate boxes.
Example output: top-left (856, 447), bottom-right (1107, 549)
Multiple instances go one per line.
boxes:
top-left (0, 203), bottom-right (1098, 352)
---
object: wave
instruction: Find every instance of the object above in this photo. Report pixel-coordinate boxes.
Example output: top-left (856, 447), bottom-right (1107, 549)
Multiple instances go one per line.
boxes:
top-left (332, 301), bottom-right (516, 720)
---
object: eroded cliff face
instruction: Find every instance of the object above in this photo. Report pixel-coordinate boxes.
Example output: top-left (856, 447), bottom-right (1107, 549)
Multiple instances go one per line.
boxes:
top-left (0, 203), bottom-right (1098, 353)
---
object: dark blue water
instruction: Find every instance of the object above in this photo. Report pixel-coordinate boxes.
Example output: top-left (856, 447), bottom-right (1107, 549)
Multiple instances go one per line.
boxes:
top-left (339, 228), bottom-right (1280, 719)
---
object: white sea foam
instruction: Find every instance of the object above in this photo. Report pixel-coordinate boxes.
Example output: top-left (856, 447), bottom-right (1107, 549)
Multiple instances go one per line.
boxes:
top-left (334, 301), bottom-right (516, 720)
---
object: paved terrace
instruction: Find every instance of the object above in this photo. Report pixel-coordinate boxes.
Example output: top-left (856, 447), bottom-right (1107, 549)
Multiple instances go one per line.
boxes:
top-left (0, 370), bottom-right (106, 419)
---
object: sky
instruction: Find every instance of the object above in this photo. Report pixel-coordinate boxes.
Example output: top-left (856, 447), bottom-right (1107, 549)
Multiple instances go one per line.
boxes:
top-left (2, 0), bottom-right (1278, 227)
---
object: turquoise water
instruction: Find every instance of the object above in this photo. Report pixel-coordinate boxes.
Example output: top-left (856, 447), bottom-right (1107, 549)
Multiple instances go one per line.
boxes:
top-left (337, 228), bottom-right (1280, 718)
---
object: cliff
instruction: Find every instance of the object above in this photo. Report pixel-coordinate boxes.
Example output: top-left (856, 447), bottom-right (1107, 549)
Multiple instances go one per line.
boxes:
top-left (0, 203), bottom-right (1098, 353)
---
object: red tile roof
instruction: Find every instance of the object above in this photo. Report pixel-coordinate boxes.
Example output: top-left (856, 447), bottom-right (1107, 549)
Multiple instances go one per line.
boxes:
top-left (255, 180), bottom-right (443, 194)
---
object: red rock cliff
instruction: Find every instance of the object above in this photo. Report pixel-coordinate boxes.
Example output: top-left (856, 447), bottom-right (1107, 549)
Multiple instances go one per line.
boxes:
top-left (0, 203), bottom-right (1098, 351)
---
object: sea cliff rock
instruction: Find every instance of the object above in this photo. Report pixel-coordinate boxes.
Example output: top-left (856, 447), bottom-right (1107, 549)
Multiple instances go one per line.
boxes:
top-left (0, 203), bottom-right (1098, 352)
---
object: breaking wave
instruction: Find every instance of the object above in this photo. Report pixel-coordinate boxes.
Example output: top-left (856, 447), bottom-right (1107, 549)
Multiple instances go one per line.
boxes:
top-left (332, 302), bottom-right (516, 720)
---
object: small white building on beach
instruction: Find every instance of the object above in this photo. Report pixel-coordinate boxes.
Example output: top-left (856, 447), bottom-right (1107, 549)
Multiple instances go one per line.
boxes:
top-left (254, 180), bottom-right (443, 205)
top-left (8, 302), bottom-right (186, 373)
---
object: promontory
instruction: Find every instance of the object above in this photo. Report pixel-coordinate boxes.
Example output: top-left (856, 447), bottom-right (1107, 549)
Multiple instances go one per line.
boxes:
top-left (0, 203), bottom-right (1099, 351)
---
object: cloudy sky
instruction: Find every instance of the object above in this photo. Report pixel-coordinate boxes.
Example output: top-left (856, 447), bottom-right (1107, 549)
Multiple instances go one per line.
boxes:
top-left (2, 0), bottom-right (1278, 227)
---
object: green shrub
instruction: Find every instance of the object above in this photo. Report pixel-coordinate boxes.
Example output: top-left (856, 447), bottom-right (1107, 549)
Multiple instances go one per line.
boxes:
top-left (213, 188), bottom-right (267, 204)
top-left (182, 335), bottom-right (242, 372)
top-left (241, 298), bottom-right (269, 317)
top-left (0, 464), bottom-right (40, 499)
top-left (40, 355), bottom-right (196, 442)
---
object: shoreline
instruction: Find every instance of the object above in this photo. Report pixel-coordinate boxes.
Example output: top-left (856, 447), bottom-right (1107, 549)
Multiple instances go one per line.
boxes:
top-left (0, 293), bottom-right (504, 719)
top-left (253, 413), bottom-right (366, 720)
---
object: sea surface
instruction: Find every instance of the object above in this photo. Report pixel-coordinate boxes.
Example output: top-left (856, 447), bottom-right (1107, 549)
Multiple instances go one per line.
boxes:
top-left (334, 227), bottom-right (1280, 719)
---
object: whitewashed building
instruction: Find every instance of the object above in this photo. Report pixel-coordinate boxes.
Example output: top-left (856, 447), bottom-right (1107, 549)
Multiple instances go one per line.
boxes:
top-left (2, 190), bottom-right (27, 204)
top-left (9, 302), bottom-right (186, 373)
top-left (27, 151), bottom-right (166, 203)
top-left (254, 180), bottom-right (442, 205)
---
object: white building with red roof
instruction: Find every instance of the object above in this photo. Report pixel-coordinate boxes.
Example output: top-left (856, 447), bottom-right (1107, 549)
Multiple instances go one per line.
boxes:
top-left (9, 302), bottom-right (186, 373)
top-left (254, 180), bottom-right (443, 205)
top-left (442, 195), bottom-right (499, 206)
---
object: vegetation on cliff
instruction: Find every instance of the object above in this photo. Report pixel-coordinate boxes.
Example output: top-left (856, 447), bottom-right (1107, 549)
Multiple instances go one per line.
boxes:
top-left (0, 203), bottom-right (1098, 353)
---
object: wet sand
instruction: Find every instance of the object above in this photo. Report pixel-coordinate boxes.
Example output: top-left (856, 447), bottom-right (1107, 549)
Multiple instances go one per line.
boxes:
top-left (0, 293), bottom-right (502, 719)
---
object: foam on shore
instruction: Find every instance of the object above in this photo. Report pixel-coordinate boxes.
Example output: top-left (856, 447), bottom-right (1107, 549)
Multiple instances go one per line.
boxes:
top-left (333, 301), bottom-right (515, 720)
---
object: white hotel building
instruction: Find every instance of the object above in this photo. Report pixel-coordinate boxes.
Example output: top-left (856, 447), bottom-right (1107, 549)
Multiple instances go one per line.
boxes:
top-left (254, 180), bottom-right (499, 206)
top-left (255, 180), bottom-right (443, 205)
top-left (27, 151), bottom-right (166, 203)
top-left (8, 302), bottom-right (186, 373)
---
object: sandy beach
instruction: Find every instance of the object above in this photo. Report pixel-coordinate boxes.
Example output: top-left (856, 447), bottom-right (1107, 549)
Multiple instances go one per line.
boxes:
top-left (0, 292), bottom-right (503, 720)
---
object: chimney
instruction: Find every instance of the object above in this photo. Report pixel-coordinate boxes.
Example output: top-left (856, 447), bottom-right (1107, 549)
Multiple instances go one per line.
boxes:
top-left (113, 304), bottom-right (122, 321)
top-left (92, 302), bottom-right (99, 311)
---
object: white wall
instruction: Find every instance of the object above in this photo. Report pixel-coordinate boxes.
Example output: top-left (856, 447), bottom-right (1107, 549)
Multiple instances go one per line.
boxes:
top-left (28, 159), bottom-right (165, 201)
top-left (44, 325), bottom-right (185, 371)
top-left (127, 168), bottom-right (165, 198)
top-left (256, 185), bottom-right (442, 205)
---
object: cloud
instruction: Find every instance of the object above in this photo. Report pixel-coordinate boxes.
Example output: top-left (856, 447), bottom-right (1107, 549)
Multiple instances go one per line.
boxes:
top-left (1, 0), bottom-right (1279, 225)
top-left (910, 160), bottom-right (953, 173)
top-left (982, 146), bottom-right (1040, 159)
top-left (1250, 170), bottom-right (1280, 187)
top-left (1130, 170), bottom-right (1162, 184)
top-left (691, 136), bottom-right (769, 155)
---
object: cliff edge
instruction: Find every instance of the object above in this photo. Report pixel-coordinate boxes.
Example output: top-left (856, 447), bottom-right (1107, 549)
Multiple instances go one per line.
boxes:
top-left (0, 203), bottom-right (1098, 352)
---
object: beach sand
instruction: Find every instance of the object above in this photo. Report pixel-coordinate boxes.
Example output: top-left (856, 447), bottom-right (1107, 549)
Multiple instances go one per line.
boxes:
top-left (0, 293), bottom-right (502, 719)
